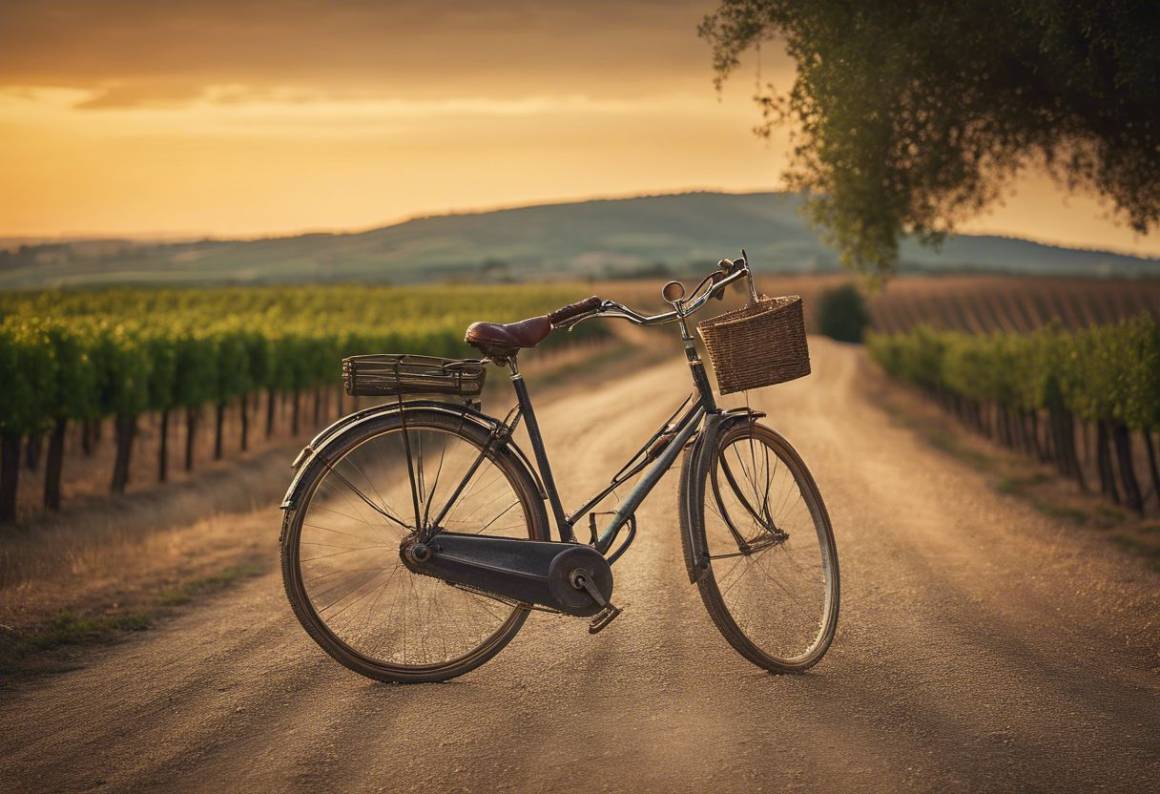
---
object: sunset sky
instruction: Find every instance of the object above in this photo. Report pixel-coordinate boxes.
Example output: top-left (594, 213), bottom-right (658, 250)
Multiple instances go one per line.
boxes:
top-left (2, 0), bottom-right (1156, 255)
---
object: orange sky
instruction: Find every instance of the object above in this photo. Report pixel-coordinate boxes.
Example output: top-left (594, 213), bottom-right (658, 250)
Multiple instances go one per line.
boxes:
top-left (1, 0), bottom-right (1157, 255)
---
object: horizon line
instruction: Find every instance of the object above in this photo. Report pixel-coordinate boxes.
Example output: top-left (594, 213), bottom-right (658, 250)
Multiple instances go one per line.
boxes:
top-left (3, 187), bottom-right (1158, 261)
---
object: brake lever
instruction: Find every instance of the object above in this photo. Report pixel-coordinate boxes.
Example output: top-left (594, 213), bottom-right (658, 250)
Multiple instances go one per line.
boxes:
top-left (710, 271), bottom-right (727, 300)
top-left (558, 311), bottom-right (600, 332)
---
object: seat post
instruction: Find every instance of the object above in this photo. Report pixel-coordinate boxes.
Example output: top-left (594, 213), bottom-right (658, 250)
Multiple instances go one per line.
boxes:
top-left (507, 354), bottom-right (574, 542)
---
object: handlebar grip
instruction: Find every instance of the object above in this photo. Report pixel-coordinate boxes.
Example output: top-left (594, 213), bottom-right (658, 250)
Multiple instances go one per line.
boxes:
top-left (549, 296), bottom-right (602, 325)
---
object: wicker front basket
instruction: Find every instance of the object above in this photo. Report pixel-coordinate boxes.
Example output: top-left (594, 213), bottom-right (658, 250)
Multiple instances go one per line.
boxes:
top-left (697, 295), bottom-right (811, 394)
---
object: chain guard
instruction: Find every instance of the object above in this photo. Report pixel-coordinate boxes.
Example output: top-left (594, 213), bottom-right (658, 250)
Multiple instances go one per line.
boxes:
top-left (403, 532), bottom-right (613, 617)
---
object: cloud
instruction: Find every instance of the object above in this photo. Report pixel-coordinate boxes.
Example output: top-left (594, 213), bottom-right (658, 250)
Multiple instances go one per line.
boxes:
top-left (71, 81), bottom-right (208, 110)
top-left (0, 1), bottom-right (737, 108)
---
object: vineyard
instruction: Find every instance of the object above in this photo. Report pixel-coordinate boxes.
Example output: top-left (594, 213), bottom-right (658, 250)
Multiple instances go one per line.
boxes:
top-left (3, 274), bottom-right (1159, 523)
top-left (868, 317), bottom-right (1160, 514)
top-left (863, 275), bottom-right (1160, 333)
top-left (0, 285), bottom-right (609, 522)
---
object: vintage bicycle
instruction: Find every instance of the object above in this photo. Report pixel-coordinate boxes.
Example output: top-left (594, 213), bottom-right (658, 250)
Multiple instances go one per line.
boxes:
top-left (280, 253), bottom-right (839, 682)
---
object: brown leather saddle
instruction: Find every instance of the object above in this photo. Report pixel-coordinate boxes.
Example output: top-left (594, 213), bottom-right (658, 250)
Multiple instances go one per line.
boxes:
top-left (464, 316), bottom-right (552, 361)
top-left (464, 296), bottom-right (602, 361)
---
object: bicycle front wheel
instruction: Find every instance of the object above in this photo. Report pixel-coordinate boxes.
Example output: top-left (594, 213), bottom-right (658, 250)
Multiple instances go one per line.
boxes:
top-left (682, 419), bottom-right (839, 673)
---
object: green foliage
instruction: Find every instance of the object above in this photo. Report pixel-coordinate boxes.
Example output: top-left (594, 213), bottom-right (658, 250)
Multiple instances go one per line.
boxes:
top-left (0, 321), bottom-right (57, 433)
top-left (817, 284), bottom-right (870, 343)
top-left (701, 1), bottom-right (1160, 276)
top-left (868, 315), bottom-right (1160, 428)
top-left (90, 324), bottom-right (151, 418)
top-left (144, 331), bottom-right (178, 411)
top-left (0, 284), bottom-right (611, 426)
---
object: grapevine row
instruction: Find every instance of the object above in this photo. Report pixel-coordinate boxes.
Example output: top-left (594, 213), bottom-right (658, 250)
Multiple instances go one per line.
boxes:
top-left (0, 285), bottom-right (610, 521)
top-left (867, 316), bottom-right (1160, 513)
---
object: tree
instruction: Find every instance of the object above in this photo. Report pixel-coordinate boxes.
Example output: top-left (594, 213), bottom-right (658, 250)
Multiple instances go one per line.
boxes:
top-left (701, 1), bottom-right (1160, 276)
top-left (817, 284), bottom-right (870, 342)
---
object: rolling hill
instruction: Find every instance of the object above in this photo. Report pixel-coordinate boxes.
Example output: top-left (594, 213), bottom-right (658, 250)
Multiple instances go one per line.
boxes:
top-left (2, 192), bottom-right (1156, 289)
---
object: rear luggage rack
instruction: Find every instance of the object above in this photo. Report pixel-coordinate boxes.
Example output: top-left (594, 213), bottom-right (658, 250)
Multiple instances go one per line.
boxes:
top-left (342, 354), bottom-right (486, 398)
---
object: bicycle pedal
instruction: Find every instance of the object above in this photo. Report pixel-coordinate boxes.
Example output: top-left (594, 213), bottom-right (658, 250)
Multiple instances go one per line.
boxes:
top-left (588, 603), bottom-right (623, 635)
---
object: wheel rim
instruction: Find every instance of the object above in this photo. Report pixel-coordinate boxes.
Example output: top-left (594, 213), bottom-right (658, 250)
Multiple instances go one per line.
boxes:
top-left (704, 426), bottom-right (836, 666)
top-left (294, 419), bottom-right (535, 671)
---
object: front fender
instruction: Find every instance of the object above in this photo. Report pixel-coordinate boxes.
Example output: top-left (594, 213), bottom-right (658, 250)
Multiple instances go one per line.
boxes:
top-left (280, 399), bottom-right (545, 510)
top-left (678, 407), bottom-right (766, 583)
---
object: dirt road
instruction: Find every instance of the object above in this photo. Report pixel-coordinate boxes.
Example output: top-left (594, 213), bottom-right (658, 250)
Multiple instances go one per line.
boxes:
top-left (2, 338), bottom-right (1157, 792)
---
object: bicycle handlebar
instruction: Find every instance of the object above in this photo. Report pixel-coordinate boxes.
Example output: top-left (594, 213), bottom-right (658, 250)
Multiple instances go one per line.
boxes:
top-left (548, 295), bottom-right (603, 325)
top-left (553, 259), bottom-right (754, 331)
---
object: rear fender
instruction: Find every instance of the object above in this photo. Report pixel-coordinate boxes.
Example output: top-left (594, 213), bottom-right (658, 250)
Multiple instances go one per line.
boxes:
top-left (280, 399), bottom-right (546, 511)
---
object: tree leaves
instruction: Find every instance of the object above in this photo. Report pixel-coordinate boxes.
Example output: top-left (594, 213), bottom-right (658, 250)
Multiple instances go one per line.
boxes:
top-left (701, 0), bottom-right (1160, 276)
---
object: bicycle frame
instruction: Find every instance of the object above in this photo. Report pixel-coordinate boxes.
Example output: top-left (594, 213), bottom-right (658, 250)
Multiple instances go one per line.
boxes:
top-left (509, 364), bottom-right (706, 550)
top-left (450, 260), bottom-right (756, 562)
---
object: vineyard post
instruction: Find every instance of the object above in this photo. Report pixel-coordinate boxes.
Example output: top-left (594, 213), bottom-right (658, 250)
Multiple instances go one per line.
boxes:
top-left (44, 418), bottom-right (66, 510)
top-left (1111, 424), bottom-right (1143, 513)
top-left (1028, 411), bottom-right (1043, 460)
top-left (266, 389), bottom-right (277, 438)
top-left (25, 433), bottom-right (42, 471)
top-left (1144, 432), bottom-right (1160, 508)
top-left (185, 408), bottom-right (198, 471)
top-left (81, 420), bottom-right (95, 456)
top-left (240, 394), bottom-right (249, 452)
top-left (1063, 409), bottom-right (1085, 491)
top-left (159, 409), bottom-right (170, 482)
top-left (213, 401), bottom-right (226, 460)
top-left (0, 433), bottom-right (19, 522)
top-left (111, 413), bottom-right (137, 493)
top-left (1095, 421), bottom-right (1120, 504)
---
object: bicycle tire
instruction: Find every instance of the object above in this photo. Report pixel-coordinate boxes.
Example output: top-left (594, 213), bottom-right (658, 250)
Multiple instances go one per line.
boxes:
top-left (681, 419), bottom-right (839, 673)
top-left (281, 408), bottom-right (549, 683)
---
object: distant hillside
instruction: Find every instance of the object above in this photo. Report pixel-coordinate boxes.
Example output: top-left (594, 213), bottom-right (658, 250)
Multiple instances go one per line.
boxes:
top-left (2, 192), bottom-right (1156, 289)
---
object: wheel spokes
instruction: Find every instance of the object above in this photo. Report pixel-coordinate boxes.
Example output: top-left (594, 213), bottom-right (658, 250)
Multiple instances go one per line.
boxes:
top-left (298, 422), bottom-right (532, 670)
top-left (705, 430), bottom-right (833, 663)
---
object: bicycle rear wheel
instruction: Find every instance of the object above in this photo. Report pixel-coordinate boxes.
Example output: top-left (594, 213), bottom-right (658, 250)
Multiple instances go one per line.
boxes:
top-left (682, 419), bottom-right (839, 673)
top-left (281, 408), bottom-right (549, 683)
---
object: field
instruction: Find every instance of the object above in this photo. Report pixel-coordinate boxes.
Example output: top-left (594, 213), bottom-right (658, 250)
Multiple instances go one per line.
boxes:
top-left (3, 274), bottom-right (1158, 523)
top-left (869, 319), bottom-right (1159, 514)
top-left (0, 284), bottom-right (611, 522)
top-left (865, 274), bottom-right (1160, 332)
